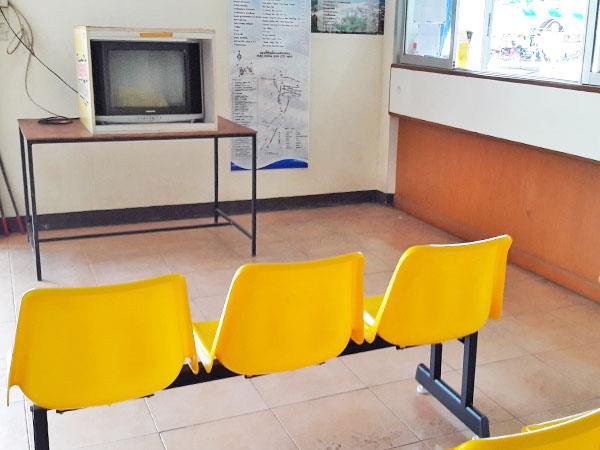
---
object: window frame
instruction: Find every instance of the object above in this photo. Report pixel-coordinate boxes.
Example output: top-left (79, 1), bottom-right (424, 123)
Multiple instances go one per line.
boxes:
top-left (396, 0), bottom-right (600, 87)
top-left (583, 0), bottom-right (600, 84)
top-left (397, 0), bottom-right (459, 69)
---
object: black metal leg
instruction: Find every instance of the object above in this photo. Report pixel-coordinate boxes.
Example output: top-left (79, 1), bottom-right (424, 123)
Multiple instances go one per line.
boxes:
top-left (415, 333), bottom-right (490, 438)
top-left (461, 333), bottom-right (478, 407)
top-left (251, 135), bottom-right (257, 257)
top-left (430, 343), bottom-right (443, 380)
top-left (27, 143), bottom-right (42, 281)
top-left (19, 130), bottom-right (31, 242)
top-left (31, 406), bottom-right (50, 450)
top-left (214, 137), bottom-right (219, 224)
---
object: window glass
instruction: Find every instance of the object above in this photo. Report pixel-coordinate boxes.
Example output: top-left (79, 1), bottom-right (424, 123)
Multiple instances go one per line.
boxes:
top-left (404, 0), bottom-right (454, 59)
top-left (487, 0), bottom-right (589, 81)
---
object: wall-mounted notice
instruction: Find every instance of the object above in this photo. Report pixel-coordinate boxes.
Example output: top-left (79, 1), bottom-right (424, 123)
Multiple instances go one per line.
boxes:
top-left (311, 0), bottom-right (385, 35)
top-left (230, 0), bottom-right (310, 171)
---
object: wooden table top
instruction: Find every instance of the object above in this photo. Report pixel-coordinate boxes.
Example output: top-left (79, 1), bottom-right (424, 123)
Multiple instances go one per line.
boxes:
top-left (18, 116), bottom-right (256, 144)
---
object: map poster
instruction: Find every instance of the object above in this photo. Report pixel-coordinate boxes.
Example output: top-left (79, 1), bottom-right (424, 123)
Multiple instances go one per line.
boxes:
top-left (311, 0), bottom-right (385, 35)
top-left (230, 0), bottom-right (310, 171)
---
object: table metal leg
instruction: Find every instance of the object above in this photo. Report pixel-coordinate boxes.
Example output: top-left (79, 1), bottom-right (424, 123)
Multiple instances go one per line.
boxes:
top-left (19, 130), bottom-right (31, 242)
top-left (214, 137), bottom-right (219, 224)
top-left (251, 135), bottom-right (257, 256)
top-left (27, 143), bottom-right (42, 281)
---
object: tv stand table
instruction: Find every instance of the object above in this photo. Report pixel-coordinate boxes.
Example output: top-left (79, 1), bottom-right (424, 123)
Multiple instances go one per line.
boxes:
top-left (18, 117), bottom-right (257, 281)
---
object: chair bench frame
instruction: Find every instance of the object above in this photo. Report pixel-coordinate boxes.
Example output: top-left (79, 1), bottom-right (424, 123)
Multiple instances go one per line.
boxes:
top-left (29, 332), bottom-right (488, 449)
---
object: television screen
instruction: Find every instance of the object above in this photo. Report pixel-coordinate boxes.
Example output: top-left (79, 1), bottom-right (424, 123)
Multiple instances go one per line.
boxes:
top-left (91, 40), bottom-right (203, 124)
top-left (108, 49), bottom-right (186, 109)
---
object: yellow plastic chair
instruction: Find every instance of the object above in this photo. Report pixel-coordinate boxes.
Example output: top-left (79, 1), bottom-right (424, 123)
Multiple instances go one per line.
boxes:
top-left (364, 235), bottom-right (513, 346)
top-left (452, 409), bottom-right (600, 449)
top-left (194, 253), bottom-right (365, 375)
top-left (7, 274), bottom-right (198, 411)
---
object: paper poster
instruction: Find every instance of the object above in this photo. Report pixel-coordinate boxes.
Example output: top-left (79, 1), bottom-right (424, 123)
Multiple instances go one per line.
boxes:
top-left (230, 0), bottom-right (310, 170)
top-left (311, 0), bottom-right (385, 35)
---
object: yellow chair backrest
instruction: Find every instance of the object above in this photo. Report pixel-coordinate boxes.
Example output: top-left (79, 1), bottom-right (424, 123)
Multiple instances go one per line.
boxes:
top-left (7, 274), bottom-right (198, 410)
top-left (370, 235), bottom-right (512, 346)
top-left (207, 253), bottom-right (364, 375)
top-left (452, 409), bottom-right (600, 449)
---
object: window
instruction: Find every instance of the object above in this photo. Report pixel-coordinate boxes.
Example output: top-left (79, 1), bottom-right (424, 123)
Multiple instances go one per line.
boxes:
top-left (397, 0), bottom-right (600, 86)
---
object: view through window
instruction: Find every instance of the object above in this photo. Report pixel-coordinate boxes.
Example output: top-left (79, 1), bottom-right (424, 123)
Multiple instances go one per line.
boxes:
top-left (401, 0), bottom-right (599, 84)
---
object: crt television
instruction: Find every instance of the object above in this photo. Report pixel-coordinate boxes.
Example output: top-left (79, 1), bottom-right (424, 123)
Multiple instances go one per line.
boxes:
top-left (91, 40), bottom-right (204, 125)
top-left (75, 27), bottom-right (217, 134)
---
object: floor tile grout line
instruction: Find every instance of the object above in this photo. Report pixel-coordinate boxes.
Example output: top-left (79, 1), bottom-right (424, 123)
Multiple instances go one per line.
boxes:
top-left (247, 380), bottom-right (301, 450)
top-left (366, 382), bottom-right (431, 442)
top-left (72, 431), bottom-right (164, 450)
top-left (528, 351), bottom-right (600, 397)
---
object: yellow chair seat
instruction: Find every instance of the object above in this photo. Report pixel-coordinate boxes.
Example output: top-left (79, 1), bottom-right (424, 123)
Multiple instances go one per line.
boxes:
top-left (364, 235), bottom-right (513, 347)
top-left (193, 253), bottom-right (365, 375)
top-left (452, 408), bottom-right (600, 449)
top-left (7, 274), bottom-right (198, 410)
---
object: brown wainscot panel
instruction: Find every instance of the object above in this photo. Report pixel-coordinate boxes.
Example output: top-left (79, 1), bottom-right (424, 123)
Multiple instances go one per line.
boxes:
top-left (394, 115), bottom-right (600, 302)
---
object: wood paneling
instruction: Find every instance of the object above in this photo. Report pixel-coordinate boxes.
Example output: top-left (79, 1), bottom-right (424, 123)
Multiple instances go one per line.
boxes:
top-left (394, 116), bottom-right (600, 301)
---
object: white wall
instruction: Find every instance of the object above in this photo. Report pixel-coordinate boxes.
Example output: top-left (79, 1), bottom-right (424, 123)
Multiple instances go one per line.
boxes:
top-left (0, 0), bottom-right (388, 215)
top-left (389, 68), bottom-right (600, 162)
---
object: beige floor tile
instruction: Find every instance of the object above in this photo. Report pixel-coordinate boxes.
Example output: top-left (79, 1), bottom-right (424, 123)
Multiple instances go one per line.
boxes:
top-left (78, 433), bottom-right (165, 450)
top-left (0, 277), bottom-right (15, 323)
top-left (146, 377), bottom-right (267, 431)
top-left (182, 268), bottom-right (238, 299)
top-left (161, 245), bottom-right (244, 274)
top-left (161, 410), bottom-right (296, 450)
top-left (518, 398), bottom-right (600, 426)
top-left (251, 358), bottom-right (364, 408)
top-left (274, 389), bottom-right (419, 450)
top-left (230, 239), bottom-right (307, 263)
top-left (505, 264), bottom-right (538, 286)
top-left (441, 326), bottom-right (529, 370)
top-left (341, 346), bottom-right (451, 387)
top-left (474, 355), bottom-right (595, 417)
top-left (502, 277), bottom-right (583, 317)
top-left (90, 254), bottom-right (172, 285)
top-left (534, 345), bottom-right (600, 396)
top-left (390, 442), bottom-right (429, 450)
top-left (10, 262), bottom-right (97, 306)
top-left (9, 240), bottom-right (88, 276)
top-left (547, 302), bottom-right (600, 342)
top-left (0, 402), bottom-right (29, 450)
top-left (0, 321), bottom-right (16, 356)
top-left (364, 271), bottom-right (393, 297)
top-left (488, 311), bottom-right (594, 354)
top-left (371, 379), bottom-right (470, 440)
top-left (191, 295), bottom-right (226, 321)
top-left (48, 399), bottom-right (156, 450)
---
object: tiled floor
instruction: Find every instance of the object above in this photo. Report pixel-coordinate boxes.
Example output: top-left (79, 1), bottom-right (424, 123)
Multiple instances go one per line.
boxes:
top-left (2, 203), bottom-right (600, 449)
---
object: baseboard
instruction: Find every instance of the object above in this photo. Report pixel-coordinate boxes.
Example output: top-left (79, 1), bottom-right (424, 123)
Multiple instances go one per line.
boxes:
top-left (6, 190), bottom-right (394, 232)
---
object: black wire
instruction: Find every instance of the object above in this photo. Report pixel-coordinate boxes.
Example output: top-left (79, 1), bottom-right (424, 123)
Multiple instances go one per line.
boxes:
top-left (38, 117), bottom-right (73, 125)
top-left (0, 7), bottom-right (78, 95)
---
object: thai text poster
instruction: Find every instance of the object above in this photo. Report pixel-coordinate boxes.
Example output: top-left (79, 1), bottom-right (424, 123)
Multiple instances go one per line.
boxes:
top-left (231, 0), bottom-right (310, 170)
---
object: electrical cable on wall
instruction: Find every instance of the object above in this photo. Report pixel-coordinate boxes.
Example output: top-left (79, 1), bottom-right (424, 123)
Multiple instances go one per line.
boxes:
top-left (1, 3), bottom-right (77, 123)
